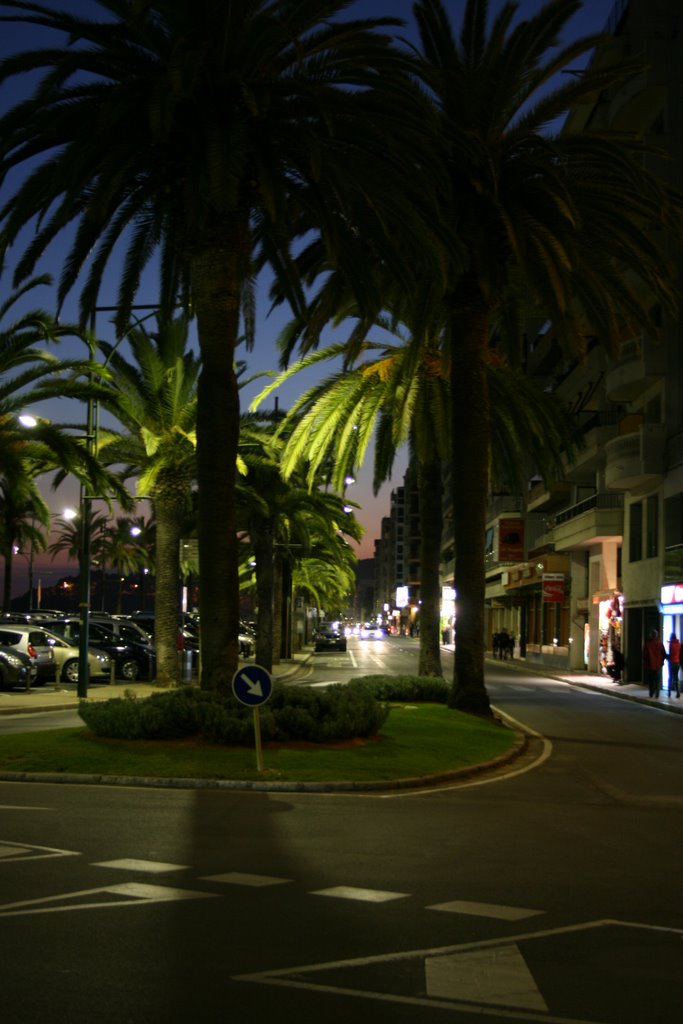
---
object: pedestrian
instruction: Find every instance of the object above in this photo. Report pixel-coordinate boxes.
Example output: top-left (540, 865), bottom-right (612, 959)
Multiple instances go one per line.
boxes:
top-left (499, 629), bottom-right (509, 659)
top-left (667, 632), bottom-right (681, 697)
top-left (643, 629), bottom-right (667, 698)
top-left (611, 645), bottom-right (624, 683)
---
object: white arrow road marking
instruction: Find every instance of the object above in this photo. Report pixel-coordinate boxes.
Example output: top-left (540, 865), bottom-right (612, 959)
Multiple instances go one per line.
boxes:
top-left (0, 882), bottom-right (216, 918)
top-left (239, 672), bottom-right (263, 697)
top-left (0, 840), bottom-right (79, 863)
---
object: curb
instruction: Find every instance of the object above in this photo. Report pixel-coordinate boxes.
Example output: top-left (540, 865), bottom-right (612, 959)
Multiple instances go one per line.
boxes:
top-left (484, 656), bottom-right (683, 716)
top-left (0, 722), bottom-right (530, 795)
top-left (0, 716), bottom-right (532, 794)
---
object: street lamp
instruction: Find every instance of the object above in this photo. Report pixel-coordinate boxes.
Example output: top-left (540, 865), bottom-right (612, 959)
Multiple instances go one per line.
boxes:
top-left (75, 303), bottom-right (163, 698)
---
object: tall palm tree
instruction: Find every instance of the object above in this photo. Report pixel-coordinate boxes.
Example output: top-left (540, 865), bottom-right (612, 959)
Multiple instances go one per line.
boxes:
top-left (0, 481), bottom-right (48, 612)
top-left (89, 316), bottom-right (198, 687)
top-left (238, 413), bottom-right (361, 670)
top-left (99, 516), bottom-right (149, 614)
top-left (0, 1), bottom-right (435, 691)
top-left (408, 0), bottom-right (683, 714)
top-left (255, 322), bottom-right (582, 677)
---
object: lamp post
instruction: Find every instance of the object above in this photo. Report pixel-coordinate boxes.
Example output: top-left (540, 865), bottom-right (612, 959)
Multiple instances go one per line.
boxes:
top-left (75, 304), bottom-right (162, 698)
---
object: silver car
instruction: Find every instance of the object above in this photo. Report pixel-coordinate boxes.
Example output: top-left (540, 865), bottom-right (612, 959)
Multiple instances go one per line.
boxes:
top-left (42, 629), bottom-right (112, 685)
top-left (0, 625), bottom-right (56, 684)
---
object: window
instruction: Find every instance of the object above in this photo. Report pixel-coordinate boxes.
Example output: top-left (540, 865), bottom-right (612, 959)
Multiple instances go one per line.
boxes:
top-left (646, 494), bottom-right (659, 558)
top-left (629, 501), bottom-right (643, 562)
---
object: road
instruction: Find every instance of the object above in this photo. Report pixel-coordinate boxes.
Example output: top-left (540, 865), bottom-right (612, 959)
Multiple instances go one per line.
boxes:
top-left (1, 636), bottom-right (682, 1023)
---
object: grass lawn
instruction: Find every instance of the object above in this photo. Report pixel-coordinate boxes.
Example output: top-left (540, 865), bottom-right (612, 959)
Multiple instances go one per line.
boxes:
top-left (0, 704), bottom-right (518, 785)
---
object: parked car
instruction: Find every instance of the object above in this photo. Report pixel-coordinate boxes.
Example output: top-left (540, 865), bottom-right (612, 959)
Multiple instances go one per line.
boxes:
top-left (313, 624), bottom-right (347, 652)
top-left (134, 614), bottom-right (255, 659)
top-left (0, 625), bottom-right (56, 683)
top-left (42, 629), bottom-right (112, 685)
top-left (40, 619), bottom-right (155, 681)
top-left (0, 647), bottom-right (35, 690)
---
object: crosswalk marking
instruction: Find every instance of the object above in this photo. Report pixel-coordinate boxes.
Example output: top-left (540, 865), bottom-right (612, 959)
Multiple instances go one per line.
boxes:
top-left (93, 858), bottom-right (188, 873)
top-left (312, 885), bottom-right (409, 903)
top-left (202, 872), bottom-right (290, 887)
top-left (428, 899), bottom-right (544, 920)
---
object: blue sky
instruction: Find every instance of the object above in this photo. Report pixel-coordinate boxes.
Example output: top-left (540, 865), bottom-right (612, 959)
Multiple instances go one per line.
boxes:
top-left (0, 0), bottom-right (618, 576)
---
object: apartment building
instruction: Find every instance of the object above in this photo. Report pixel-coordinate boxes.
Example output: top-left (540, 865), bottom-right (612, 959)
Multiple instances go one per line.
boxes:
top-left (486, 0), bottom-right (683, 681)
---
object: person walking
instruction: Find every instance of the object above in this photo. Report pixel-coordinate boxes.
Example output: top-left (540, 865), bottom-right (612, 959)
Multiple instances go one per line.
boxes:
top-left (643, 629), bottom-right (667, 698)
top-left (667, 632), bottom-right (681, 697)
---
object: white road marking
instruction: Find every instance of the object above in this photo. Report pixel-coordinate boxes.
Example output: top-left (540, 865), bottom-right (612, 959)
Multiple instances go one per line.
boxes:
top-left (0, 840), bottom-right (79, 863)
top-left (426, 944), bottom-right (549, 1011)
top-left (0, 805), bottom-right (51, 811)
top-left (311, 885), bottom-right (409, 903)
top-left (202, 871), bottom-right (290, 887)
top-left (235, 919), bottom-right (666, 1023)
top-left (427, 899), bottom-right (544, 920)
top-left (93, 858), bottom-right (188, 873)
top-left (0, 881), bottom-right (216, 918)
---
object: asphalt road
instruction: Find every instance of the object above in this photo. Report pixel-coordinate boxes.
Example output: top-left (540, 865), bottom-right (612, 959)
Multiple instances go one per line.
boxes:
top-left (1, 637), bottom-right (682, 1023)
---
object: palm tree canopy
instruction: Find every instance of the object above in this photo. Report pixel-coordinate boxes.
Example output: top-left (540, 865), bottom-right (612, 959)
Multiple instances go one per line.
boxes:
top-left (414, 0), bottom-right (683, 351)
top-left (0, 0), bottom-right (433, 329)
top-left (92, 315), bottom-right (198, 501)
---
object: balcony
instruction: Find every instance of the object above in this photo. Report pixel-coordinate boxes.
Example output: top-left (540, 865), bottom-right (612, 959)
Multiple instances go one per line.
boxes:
top-left (526, 479), bottom-right (571, 513)
top-left (562, 414), bottom-right (620, 484)
top-left (605, 423), bottom-right (666, 492)
top-left (605, 335), bottom-right (665, 402)
top-left (550, 493), bottom-right (624, 551)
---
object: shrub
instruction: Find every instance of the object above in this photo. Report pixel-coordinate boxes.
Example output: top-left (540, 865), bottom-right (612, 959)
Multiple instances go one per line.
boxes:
top-left (78, 681), bottom-right (389, 745)
top-left (347, 674), bottom-right (450, 704)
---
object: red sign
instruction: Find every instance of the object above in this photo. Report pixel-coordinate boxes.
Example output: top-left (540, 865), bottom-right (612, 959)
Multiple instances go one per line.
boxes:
top-left (499, 519), bottom-right (525, 562)
top-left (543, 575), bottom-right (565, 603)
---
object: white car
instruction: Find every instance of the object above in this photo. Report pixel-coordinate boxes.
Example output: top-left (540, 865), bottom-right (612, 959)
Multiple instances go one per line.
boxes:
top-left (42, 629), bottom-right (112, 685)
top-left (0, 625), bottom-right (56, 683)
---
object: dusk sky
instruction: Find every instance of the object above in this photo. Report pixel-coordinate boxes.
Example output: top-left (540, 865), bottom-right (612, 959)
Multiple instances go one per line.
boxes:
top-left (0, 0), bottom-right (617, 581)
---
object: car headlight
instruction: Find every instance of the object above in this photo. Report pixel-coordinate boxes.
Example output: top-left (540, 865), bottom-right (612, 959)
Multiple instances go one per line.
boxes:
top-left (3, 652), bottom-right (23, 668)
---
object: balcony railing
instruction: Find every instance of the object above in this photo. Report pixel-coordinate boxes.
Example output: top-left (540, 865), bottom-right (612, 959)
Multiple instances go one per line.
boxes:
top-left (553, 492), bottom-right (624, 527)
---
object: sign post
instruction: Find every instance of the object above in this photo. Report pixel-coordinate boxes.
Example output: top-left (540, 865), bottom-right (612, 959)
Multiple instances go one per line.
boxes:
top-left (231, 664), bottom-right (273, 772)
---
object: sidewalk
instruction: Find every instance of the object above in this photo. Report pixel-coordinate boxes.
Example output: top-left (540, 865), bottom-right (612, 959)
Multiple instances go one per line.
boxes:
top-left (483, 653), bottom-right (683, 716)
top-left (0, 651), bottom-right (311, 717)
top-left (2, 647), bottom-right (682, 717)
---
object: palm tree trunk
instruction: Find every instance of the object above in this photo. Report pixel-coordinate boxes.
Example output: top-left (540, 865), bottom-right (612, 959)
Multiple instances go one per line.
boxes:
top-left (418, 456), bottom-right (444, 677)
top-left (153, 488), bottom-right (185, 688)
top-left (191, 222), bottom-right (246, 692)
top-left (272, 553), bottom-right (283, 665)
top-left (2, 548), bottom-right (12, 612)
top-left (449, 302), bottom-right (492, 716)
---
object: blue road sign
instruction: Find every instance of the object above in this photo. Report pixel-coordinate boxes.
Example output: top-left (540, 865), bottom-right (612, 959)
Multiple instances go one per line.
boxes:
top-left (231, 664), bottom-right (273, 707)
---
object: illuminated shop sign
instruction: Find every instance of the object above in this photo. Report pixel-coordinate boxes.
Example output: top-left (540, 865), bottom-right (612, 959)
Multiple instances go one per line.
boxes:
top-left (661, 583), bottom-right (683, 608)
top-left (396, 586), bottom-right (409, 609)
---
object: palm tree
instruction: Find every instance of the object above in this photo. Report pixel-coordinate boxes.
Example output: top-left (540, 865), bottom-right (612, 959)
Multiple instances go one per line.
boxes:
top-left (0, 482), bottom-right (48, 613)
top-left (255, 322), bottom-right (582, 678)
top-left (0, 1), bottom-right (435, 691)
top-left (406, 0), bottom-right (683, 714)
top-left (0, 276), bottom-right (125, 610)
top-left (99, 517), bottom-right (149, 614)
top-left (89, 316), bottom-right (198, 687)
top-left (255, 327), bottom-right (449, 676)
top-left (238, 413), bottom-right (361, 670)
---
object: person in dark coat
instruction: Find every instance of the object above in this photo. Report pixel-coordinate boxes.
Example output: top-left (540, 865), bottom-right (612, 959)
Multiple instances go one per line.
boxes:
top-left (643, 629), bottom-right (667, 698)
